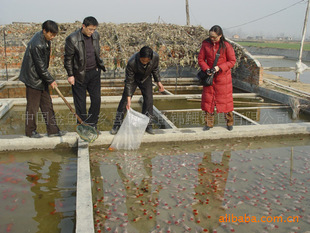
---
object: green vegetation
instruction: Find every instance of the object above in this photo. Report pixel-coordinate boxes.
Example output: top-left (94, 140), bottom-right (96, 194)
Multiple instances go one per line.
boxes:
top-left (236, 41), bottom-right (310, 51)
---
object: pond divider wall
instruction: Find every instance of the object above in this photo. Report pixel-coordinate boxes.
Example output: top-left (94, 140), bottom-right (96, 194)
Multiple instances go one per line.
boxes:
top-left (76, 139), bottom-right (94, 233)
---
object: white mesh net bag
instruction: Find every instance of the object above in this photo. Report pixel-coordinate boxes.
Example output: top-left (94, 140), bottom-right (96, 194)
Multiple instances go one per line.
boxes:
top-left (295, 61), bottom-right (308, 74)
top-left (110, 108), bottom-right (149, 150)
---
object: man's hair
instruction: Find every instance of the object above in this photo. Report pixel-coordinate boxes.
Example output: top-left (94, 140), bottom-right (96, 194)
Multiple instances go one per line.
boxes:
top-left (42, 20), bottom-right (59, 34)
top-left (139, 46), bottom-right (153, 59)
top-left (83, 16), bottom-right (99, 27)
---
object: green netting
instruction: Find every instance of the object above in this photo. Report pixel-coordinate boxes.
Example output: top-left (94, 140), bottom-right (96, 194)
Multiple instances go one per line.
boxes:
top-left (76, 124), bottom-right (99, 143)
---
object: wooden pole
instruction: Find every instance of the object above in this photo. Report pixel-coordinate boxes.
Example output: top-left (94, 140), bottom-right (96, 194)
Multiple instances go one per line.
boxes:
top-left (3, 28), bottom-right (9, 81)
top-left (186, 0), bottom-right (190, 26)
top-left (295, 0), bottom-right (310, 82)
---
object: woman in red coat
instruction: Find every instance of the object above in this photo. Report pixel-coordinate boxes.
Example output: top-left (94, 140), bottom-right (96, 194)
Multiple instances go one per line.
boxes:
top-left (198, 25), bottom-right (236, 131)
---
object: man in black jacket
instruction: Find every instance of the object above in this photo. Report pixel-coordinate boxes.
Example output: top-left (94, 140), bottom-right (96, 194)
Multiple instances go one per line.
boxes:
top-left (110, 46), bottom-right (165, 135)
top-left (19, 20), bottom-right (66, 138)
top-left (64, 16), bottom-right (106, 131)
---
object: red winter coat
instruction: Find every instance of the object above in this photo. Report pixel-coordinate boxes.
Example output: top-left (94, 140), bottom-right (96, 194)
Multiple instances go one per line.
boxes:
top-left (198, 40), bottom-right (236, 113)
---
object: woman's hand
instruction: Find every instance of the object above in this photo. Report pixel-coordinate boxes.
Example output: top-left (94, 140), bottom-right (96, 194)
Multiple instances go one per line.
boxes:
top-left (214, 66), bottom-right (220, 72)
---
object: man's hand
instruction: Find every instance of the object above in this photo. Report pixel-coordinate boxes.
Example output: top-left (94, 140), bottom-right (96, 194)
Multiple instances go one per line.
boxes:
top-left (68, 76), bottom-right (75, 85)
top-left (50, 81), bottom-right (57, 89)
top-left (126, 96), bottom-right (131, 110)
top-left (157, 82), bottom-right (165, 93)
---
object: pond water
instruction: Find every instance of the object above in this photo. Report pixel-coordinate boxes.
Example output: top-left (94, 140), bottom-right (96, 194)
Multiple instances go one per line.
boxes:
top-left (0, 103), bottom-right (141, 135)
top-left (90, 135), bottom-right (310, 233)
top-left (1, 95), bottom-right (309, 135)
top-left (153, 98), bottom-right (310, 128)
top-left (0, 148), bottom-right (77, 233)
top-left (257, 58), bottom-right (310, 84)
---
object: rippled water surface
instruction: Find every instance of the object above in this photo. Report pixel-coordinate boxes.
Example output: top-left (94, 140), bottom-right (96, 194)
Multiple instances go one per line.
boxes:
top-left (90, 135), bottom-right (310, 233)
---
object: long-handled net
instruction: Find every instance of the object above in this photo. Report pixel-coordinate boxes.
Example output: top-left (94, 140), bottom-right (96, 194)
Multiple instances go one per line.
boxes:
top-left (55, 87), bottom-right (99, 143)
top-left (76, 124), bottom-right (98, 143)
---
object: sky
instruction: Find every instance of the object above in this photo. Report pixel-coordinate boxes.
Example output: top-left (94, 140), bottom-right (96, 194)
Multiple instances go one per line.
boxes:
top-left (0, 0), bottom-right (309, 39)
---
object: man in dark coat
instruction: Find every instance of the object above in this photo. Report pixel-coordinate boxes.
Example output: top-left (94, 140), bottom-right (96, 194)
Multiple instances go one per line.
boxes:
top-left (19, 20), bottom-right (66, 138)
top-left (110, 46), bottom-right (165, 135)
top-left (64, 16), bottom-right (106, 131)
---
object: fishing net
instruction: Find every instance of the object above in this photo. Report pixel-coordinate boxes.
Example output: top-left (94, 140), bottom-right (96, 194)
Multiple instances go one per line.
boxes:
top-left (110, 108), bottom-right (149, 150)
top-left (76, 124), bottom-right (99, 143)
top-left (54, 87), bottom-right (99, 143)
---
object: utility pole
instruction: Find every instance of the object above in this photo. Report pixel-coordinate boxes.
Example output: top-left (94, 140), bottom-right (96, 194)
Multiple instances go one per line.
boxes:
top-left (295, 0), bottom-right (310, 82)
top-left (3, 28), bottom-right (9, 81)
top-left (186, 0), bottom-right (190, 26)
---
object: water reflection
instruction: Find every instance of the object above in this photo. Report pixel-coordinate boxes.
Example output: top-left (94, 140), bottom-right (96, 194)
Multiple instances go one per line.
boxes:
top-left (0, 105), bottom-right (120, 135)
top-left (192, 151), bottom-right (231, 232)
top-left (90, 136), bottom-right (310, 233)
top-left (0, 150), bottom-right (76, 233)
top-left (28, 158), bottom-right (64, 232)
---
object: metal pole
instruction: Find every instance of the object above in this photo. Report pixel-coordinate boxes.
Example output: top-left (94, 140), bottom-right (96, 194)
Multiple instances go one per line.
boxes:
top-left (295, 0), bottom-right (310, 82)
top-left (186, 0), bottom-right (190, 26)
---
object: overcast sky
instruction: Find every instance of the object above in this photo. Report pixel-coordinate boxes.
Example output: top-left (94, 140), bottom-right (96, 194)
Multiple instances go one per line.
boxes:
top-left (0, 0), bottom-right (309, 39)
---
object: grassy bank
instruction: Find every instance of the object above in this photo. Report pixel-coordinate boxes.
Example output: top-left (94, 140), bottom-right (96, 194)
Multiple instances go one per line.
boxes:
top-left (236, 41), bottom-right (310, 51)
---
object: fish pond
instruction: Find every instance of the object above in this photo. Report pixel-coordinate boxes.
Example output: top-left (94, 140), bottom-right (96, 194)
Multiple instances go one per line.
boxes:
top-left (0, 148), bottom-right (77, 233)
top-left (90, 135), bottom-right (310, 233)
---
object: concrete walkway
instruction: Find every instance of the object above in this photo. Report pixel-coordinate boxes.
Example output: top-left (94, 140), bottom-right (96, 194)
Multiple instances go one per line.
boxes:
top-left (76, 139), bottom-right (94, 233)
top-left (1, 122), bottom-right (310, 151)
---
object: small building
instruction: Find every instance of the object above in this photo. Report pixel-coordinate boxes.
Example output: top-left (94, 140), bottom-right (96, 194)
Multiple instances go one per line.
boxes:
top-left (232, 34), bottom-right (240, 40)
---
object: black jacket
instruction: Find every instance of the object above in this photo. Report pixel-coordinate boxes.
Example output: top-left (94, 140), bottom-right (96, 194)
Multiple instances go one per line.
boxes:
top-left (19, 31), bottom-right (54, 90)
top-left (64, 29), bottom-right (105, 84)
top-left (125, 51), bottom-right (161, 96)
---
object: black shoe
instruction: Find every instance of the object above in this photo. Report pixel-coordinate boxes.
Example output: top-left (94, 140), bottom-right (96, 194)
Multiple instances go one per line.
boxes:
top-left (48, 130), bottom-right (67, 137)
top-left (110, 126), bottom-right (119, 135)
top-left (146, 126), bottom-right (155, 135)
top-left (227, 125), bottom-right (233, 131)
top-left (203, 126), bottom-right (211, 131)
top-left (30, 131), bottom-right (43, 138)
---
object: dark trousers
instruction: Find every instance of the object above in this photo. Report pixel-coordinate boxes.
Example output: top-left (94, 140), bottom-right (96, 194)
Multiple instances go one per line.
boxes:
top-left (25, 86), bottom-right (59, 137)
top-left (72, 69), bottom-right (101, 126)
top-left (113, 77), bottom-right (153, 127)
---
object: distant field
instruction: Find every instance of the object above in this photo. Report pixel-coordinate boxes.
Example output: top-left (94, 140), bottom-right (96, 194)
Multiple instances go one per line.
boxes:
top-left (237, 41), bottom-right (310, 51)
